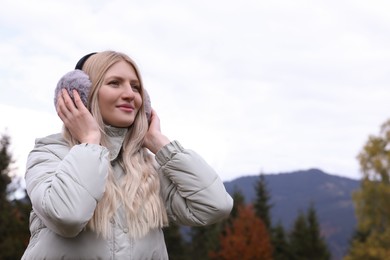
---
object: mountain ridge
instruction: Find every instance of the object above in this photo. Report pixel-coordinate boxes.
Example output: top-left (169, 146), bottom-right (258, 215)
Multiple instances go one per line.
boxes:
top-left (223, 168), bottom-right (360, 260)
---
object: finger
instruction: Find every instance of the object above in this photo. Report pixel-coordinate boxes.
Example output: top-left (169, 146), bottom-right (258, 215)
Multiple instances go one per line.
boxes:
top-left (55, 92), bottom-right (63, 112)
top-left (150, 109), bottom-right (157, 120)
top-left (72, 90), bottom-right (86, 110)
top-left (56, 91), bottom-right (69, 114)
top-left (56, 100), bottom-right (69, 124)
top-left (56, 89), bottom-right (76, 121)
top-left (149, 109), bottom-right (161, 131)
top-left (61, 89), bottom-right (77, 111)
top-left (56, 95), bottom-right (72, 123)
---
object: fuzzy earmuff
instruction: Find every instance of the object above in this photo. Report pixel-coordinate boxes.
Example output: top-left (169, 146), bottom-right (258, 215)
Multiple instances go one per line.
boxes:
top-left (54, 69), bottom-right (91, 107)
top-left (143, 88), bottom-right (152, 124)
top-left (54, 69), bottom-right (152, 123)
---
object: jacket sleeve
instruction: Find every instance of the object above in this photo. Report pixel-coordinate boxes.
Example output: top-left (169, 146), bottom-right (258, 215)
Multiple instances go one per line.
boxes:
top-left (25, 136), bottom-right (109, 237)
top-left (156, 140), bottom-right (233, 226)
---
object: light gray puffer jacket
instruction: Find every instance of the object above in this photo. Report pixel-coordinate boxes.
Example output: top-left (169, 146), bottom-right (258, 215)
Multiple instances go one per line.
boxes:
top-left (22, 128), bottom-right (233, 260)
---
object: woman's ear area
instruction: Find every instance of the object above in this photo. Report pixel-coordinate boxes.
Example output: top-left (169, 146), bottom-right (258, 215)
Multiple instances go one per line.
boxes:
top-left (143, 89), bottom-right (152, 123)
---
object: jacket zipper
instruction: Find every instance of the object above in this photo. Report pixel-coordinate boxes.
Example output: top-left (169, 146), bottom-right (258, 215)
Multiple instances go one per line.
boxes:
top-left (111, 220), bottom-right (116, 260)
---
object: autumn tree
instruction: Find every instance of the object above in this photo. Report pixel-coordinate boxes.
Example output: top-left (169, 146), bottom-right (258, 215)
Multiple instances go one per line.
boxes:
top-left (345, 119), bottom-right (390, 259)
top-left (0, 132), bottom-right (31, 259)
top-left (209, 204), bottom-right (273, 260)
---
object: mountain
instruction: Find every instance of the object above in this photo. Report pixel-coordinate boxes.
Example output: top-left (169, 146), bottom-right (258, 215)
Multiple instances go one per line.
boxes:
top-left (223, 168), bottom-right (360, 260)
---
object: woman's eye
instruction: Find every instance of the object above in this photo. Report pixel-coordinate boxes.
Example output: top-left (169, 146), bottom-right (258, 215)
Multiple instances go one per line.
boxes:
top-left (108, 81), bottom-right (119, 87)
top-left (131, 85), bottom-right (140, 92)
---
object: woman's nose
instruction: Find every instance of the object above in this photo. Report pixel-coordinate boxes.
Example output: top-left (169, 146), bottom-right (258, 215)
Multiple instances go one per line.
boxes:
top-left (122, 84), bottom-right (135, 99)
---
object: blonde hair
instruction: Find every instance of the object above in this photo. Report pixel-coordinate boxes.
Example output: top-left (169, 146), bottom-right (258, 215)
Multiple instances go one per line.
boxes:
top-left (63, 51), bottom-right (168, 238)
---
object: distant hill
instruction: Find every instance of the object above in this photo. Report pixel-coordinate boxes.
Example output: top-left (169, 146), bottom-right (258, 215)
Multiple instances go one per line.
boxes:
top-left (223, 168), bottom-right (360, 260)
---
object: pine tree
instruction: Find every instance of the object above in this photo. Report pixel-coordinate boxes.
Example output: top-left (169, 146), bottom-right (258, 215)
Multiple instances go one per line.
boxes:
top-left (189, 187), bottom-right (243, 259)
top-left (209, 205), bottom-right (273, 260)
top-left (345, 119), bottom-right (390, 259)
top-left (306, 205), bottom-right (331, 259)
top-left (230, 186), bottom-right (245, 220)
top-left (289, 210), bottom-right (309, 259)
top-left (289, 205), bottom-right (330, 260)
top-left (163, 223), bottom-right (189, 260)
top-left (0, 133), bottom-right (31, 259)
top-left (0, 133), bottom-right (12, 200)
top-left (253, 172), bottom-right (293, 260)
top-left (189, 223), bottom-right (222, 259)
top-left (272, 222), bottom-right (291, 260)
top-left (253, 173), bottom-right (272, 230)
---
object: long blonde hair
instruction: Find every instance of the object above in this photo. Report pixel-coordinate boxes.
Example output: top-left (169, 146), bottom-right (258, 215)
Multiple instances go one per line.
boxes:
top-left (63, 51), bottom-right (168, 238)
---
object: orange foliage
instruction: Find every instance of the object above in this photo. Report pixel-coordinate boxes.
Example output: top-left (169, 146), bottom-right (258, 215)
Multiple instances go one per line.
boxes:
top-left (210, 204), bottom-right (273, 260)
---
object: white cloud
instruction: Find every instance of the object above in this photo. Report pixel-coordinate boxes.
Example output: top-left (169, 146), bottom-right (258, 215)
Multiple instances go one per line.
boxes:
top-left (1, 0), bottom-right (390, 182)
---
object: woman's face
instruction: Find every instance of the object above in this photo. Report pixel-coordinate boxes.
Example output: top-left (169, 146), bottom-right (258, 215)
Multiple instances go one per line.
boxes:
top-left (98, 60), bottom-right (143, 128)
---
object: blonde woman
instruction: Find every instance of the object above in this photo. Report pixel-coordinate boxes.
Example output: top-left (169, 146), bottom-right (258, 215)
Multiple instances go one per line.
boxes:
top-left (22, 51), bottom-right (233, 259)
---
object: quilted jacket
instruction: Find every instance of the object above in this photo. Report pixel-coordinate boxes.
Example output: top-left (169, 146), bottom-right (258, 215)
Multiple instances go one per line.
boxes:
top-left (22, 127), bottom-right (233, 259)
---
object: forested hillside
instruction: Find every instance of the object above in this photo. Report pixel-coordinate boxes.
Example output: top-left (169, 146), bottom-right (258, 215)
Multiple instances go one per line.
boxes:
top-left (224, 168), bottom-right (360, 259)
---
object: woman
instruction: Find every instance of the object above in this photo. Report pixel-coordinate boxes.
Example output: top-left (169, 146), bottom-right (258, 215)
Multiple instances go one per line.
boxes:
top-left (22, 51), bottom-right (233, 259)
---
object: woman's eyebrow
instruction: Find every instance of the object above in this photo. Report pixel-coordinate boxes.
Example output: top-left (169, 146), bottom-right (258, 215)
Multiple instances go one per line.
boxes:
top-left (105, 75), bottom-right (120, 81)
top-left (105, 76), bottom-right (138, 82)
top-left (130, 79), bottom-right (140, 84)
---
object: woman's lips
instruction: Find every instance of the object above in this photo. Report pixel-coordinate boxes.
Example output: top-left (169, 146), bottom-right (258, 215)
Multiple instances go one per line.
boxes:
top-left (117, 104), bottom-right (134, 112)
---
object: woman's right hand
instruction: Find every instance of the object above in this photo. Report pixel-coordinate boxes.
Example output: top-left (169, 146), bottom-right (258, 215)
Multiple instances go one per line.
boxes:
top-left (56, 89), bottom-right (101, 144)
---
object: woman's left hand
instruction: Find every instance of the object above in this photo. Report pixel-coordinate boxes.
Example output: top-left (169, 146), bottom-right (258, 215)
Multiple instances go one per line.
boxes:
top-left (143, 109), bottom-right (170, 154)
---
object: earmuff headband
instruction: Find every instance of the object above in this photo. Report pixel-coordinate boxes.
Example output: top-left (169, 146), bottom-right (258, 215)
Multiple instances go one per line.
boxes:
top-left (75, 52), bottom-right (97, 70)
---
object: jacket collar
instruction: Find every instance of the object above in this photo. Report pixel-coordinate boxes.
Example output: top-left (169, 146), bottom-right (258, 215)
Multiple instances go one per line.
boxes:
top-left (104, 125), bottom-right (128, 161)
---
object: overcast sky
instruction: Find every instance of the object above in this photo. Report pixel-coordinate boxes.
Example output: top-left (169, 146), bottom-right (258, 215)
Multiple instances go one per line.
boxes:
top-left (1, 0), bottom-right (390, 182)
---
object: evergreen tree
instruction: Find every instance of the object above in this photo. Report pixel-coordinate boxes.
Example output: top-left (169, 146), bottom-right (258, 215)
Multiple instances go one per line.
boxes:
top-left (289, 210), bottom-right (309, 259)
top-left (272, 222), bottom-right (291, 260)
top-left (253, 173), bottom-right (272, 230)
top-left (289, 205), bottom-right (330, 260)
top-left (230, 186), bottom-right (245, 220)
top-left (0, 133), bottom-right (31, 259)
top-left (188, 188), bottom-right (242, 259)
top-left (0, 133), bottom-right (12, 200)
top-left (163, 223), bottom-right (189, 260)
top-left (345, 119), bottom-right (390, 259)
top-left (189, 223), bottom-right (223, 259)
top-left (306, 205), bottom-right (331, 259)
top-left (253, 172), bottom-right (293, 260)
